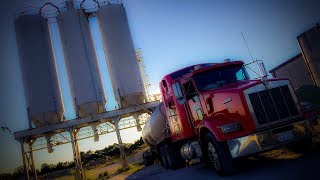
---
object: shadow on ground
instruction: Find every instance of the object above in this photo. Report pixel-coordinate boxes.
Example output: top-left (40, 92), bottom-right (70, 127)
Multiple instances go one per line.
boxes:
top-left (127, 140), bottom-right (320, 180)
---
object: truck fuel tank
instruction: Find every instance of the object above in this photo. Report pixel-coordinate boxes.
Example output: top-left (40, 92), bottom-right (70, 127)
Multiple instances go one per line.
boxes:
top-left (180, 141), bottom-right (202, 161)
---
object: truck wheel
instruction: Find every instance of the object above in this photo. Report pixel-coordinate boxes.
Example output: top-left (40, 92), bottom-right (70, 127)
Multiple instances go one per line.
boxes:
top-left (159, 145), bottom-right (169, 168)
top-left (159, 144), bottom-right (184, 170)
top-left (204, 133), bottom-right (234, 176)
top-left (143, 153), bottom-right (154, 167)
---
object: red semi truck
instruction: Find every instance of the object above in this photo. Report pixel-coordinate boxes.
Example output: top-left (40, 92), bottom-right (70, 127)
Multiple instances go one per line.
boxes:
top-left (142, 60), bottom-right (320, 175)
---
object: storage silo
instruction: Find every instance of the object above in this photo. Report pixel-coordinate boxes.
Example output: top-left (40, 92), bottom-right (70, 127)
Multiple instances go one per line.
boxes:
top-left (96, 3), bottom-right (146, 108)
top-left (15, 14), bottom-right (63, 127)
top-left (297, 25), bottom-right (320, 87)
top-left (56, 1), bottom-right (105, 117)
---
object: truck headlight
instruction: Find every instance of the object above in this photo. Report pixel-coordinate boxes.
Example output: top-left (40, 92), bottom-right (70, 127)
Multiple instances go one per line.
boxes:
top-left (220, 122), bottom-right (241, 133)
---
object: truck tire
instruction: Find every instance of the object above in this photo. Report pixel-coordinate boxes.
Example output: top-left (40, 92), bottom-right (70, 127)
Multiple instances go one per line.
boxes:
top-left (143, 153), bottom-right (154, 167)
top-left (159, 143), bottom-right (185, 170)
top-left (159, 145), bottom-right (169, 169)
top-left (204, 133), bottom-right (234, 176)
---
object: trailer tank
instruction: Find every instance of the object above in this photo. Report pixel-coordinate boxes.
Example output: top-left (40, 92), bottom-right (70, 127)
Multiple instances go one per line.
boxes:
top-left (57, 1), bottom-right (105, 117)
top-left (15, 14), bottom-right (63, 127)
top-left (142, 102), bottom-right (168, 147)
top-left (96, 3), bottom-right (146, 108)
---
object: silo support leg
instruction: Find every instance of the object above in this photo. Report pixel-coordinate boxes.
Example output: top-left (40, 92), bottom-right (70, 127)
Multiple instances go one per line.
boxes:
top-left (28, 144), bottom-right (37, 180)
top-left (20, 140), bottom-right (37, 180)
top-left (69, 129), bottom-right (85, 180)
top-left (20, 142), bottom-right (30, 180)
top-left (113, 117), bottom-right (128, 169)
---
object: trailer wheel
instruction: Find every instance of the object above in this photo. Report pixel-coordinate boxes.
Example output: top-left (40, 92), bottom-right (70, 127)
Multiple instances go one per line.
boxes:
top-left (204, 133), bottom-right (234, 176)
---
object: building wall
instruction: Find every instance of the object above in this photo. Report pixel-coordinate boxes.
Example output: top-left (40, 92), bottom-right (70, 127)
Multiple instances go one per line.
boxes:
top-left (298, 25), bottom-right (320, 86)
top-left (271, 54), bottom-right (314, 89)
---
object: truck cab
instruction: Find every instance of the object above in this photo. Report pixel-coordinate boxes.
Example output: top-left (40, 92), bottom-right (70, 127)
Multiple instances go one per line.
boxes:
top-left (143, 60), bottom-right (320, 175)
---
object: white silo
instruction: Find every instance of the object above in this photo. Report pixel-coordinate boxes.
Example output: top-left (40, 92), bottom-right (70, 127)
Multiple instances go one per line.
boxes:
top-left (96, 3), bottom-right (146, 108)
top-left (15, 14), bottom-right (64, 127)
top-left (56, 1), bottom-right (106, 117)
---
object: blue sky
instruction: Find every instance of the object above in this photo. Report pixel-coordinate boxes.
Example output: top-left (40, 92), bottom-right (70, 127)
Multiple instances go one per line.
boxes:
top-left (0, 0), bottom-right (319, 173)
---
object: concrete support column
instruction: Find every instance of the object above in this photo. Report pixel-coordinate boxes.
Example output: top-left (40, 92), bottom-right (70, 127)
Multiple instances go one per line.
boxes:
top-left (68, 128), bottom-right (85, 180)
top-left (112, 116), bottom-right (128, 169)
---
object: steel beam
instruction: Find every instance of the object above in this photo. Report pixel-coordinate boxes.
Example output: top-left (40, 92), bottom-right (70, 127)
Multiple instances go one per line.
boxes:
top-left (68, 128), bottom-right (85, 180)
top-left (113, 116), bottom-right (128, 169)
top-left (14, 101), bottom-right (159, 140)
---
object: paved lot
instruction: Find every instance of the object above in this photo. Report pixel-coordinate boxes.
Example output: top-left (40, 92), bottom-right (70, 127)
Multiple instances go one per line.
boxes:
top-left (127, 142), bottom-right (320, 180)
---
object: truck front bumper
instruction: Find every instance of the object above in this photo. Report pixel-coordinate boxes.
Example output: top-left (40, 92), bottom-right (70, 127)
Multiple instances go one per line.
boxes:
top-left (227, 115), bottom-right (320, 158)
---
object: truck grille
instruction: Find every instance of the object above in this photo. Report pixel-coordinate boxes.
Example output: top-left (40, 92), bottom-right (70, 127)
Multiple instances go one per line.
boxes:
top-left (248, 85), bottom-right (299, 125)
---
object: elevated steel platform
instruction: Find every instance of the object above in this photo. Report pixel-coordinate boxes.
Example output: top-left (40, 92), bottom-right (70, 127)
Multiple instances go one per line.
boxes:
top-left (14, 101), bottom-right (159, 140)
top-left (14, 100), bottom-right (160, 180)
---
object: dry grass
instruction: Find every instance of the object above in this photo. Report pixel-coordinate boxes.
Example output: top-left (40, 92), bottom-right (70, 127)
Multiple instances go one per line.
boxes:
top-left (109, 164), bottom-right (144, 180)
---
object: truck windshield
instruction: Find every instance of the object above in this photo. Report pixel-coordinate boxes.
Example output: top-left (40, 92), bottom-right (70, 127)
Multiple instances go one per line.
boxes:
top-left (193, 66), bottom-right (249, 91)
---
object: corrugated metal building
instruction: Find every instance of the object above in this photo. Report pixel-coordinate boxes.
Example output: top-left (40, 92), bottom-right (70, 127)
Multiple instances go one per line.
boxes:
top-left (269, 54), bottom-right (314, 89)
top-left (297, 24), bottom-right (320, 86)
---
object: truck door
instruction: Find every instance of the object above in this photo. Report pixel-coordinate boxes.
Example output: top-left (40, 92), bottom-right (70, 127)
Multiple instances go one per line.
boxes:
top-left (183, 80), bottom-right (204, 134)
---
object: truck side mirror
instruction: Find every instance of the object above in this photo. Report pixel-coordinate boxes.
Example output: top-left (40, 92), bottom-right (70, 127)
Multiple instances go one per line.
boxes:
top-left (172, 82), bottom-right (183, 98)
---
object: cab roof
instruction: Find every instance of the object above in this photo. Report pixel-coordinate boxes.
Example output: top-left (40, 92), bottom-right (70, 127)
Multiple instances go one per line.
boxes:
top-left (165, 61), bottom-right (244, 80)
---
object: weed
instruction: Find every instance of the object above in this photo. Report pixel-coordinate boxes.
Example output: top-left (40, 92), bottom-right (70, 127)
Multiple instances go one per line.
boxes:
top-left (97, 171), bottom-right (110, 180)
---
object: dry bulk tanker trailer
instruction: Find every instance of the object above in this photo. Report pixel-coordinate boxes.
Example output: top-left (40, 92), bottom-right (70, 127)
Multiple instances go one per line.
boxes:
top-left (96, 3), bottom-right (146, 108)
top-left (141, 102), bottom-right (169, 166)
top-left (57, 1), bottom-right (105, 117)
top-left (15, 14), bottom-right (63, 127)
top-left (142, 102), bottom-right (168, 147)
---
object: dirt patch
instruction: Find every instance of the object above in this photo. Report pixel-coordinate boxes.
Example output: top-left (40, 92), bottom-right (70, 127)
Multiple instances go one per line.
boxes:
top-left (86, 162), bottom-right (121, 179)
